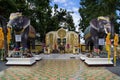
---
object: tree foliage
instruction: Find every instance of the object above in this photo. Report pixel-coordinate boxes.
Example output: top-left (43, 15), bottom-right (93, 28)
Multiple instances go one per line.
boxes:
top-left (0, 0), bottom-right (17, 18)
top-left (79, 0), bottom-right (120, 33)
top-left (51, 4), bottom-right (75, 31)
top-left (0, 0), bottom-right (75, 42)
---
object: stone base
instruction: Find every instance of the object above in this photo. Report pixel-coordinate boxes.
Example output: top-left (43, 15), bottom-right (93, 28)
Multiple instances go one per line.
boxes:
top-left (6, 57), bottom-right (36, 65)
top-left (80, 54), bottom-right (87, 61)
top-left (33, 55), bottom-right (42, 60)
top-left (84, 58), bottom-right (113, 66)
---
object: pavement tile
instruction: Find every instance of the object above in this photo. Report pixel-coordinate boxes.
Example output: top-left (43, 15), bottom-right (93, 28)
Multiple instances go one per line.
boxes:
top-left (0, 59), bottom-right (120, 80)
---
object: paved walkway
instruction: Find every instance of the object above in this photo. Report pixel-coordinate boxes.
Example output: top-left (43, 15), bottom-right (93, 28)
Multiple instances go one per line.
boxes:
top-left (106, 59), bottom-right (120, 76)
top-left (0, 59), bottom-right (120, 80)
top-left (0, 61), bottom-right (9, 72)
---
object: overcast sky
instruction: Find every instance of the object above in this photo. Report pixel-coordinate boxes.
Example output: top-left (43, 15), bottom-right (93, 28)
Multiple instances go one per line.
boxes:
top-left (50, 0), bottom-right (80, 31)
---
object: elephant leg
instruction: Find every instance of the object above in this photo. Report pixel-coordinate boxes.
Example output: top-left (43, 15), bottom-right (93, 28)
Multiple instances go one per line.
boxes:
top-left (15, 42), bottom-right (20, 50)
top-left (93, 36), bottom-right (99, 52)
top-left (27, 40), bottom-right (31, 50)
top-left (85, 40), bottom-right (90, 52)
top-left (31, 39), bottom-right (35, 49)
top-left (90, 42), bottom-right (94, 52)
top-left (98, 45), bottom-right (103, 53)
top-left (22, 40), bottom-right (28, 49)
top-left (21, 34), bottom-right (28, 49)
top-left (86, 39), bottom-right (91, 52)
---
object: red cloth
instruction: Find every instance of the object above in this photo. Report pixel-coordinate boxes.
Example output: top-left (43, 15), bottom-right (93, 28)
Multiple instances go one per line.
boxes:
top-left (67, 44), bottom-right (70, 49)
top-left (94, 48), bottom-right (99, 53)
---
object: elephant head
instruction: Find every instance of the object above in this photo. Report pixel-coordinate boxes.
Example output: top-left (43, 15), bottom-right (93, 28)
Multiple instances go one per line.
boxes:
top-left (90, 16), bottom-right (113, 36)
top-left (7, 12), bottom-right (30, 32)
top-left (97, 16), bottom-right (112, 34)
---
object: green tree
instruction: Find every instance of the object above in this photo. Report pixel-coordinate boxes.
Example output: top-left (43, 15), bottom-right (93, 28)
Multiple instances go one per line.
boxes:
top-left (66, 12), bottom-right (75, 31)
top-left (0, 0), bottom-right (17, 60)
top-left (51, 4), bottom-right (75, 31)
top-left (22, 0), bottom-right (52, 42)
top-left (0, 0), bottom-right (17, 18)
top-left (79, 0), bottom-right (120, 33)
top-left (0, 0), bottom-right (75, 42)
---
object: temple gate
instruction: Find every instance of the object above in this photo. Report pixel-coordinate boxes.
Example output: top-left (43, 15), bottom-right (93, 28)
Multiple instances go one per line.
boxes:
top-left (45, 28), bottom-right (79, 53)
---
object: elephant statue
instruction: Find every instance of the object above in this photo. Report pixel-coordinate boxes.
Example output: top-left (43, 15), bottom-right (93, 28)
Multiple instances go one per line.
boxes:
top-left (7, 12), bottom-right (36, 51)
top-left (84, 16), bottom-right (114, 53)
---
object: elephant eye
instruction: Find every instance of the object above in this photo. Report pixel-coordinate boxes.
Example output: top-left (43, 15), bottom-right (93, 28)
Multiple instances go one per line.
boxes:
top-left (13, 23), bottom-right (17, 27)
top-left (19, 19), bottom-right (23, 23)
top-left (102, 20), bottom-right (107, 24)
top-left (12, 24), bottom-right (15, 27)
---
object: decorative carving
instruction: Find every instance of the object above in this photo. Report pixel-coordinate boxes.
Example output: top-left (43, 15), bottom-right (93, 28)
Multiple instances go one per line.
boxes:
top-left (49, 33), bottom-right (53, 45)
top-left (46, 35), bottom-right (49, 46)
top-left (45, 28), bottom-right (79, 53)
top-left (58, 28), bottom-right (66, 39)
top-left (70, 33), bottom-right (74, 46)
top-left (74, 35), bottom-right (78, 45)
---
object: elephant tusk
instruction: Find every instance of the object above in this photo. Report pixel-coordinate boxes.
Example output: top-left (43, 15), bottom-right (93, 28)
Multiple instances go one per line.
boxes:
top-left (104, 27), bottom-right (108, 34)
top-left (23, 20), bottom-right (30, 29)
top-left (90, 22), bottom-right (99, 31)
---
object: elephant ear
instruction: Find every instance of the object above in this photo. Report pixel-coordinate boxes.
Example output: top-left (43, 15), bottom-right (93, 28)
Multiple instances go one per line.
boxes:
top-left (28, 25), bottom-right (36, 38)
top-left (90, 18), bottom-right (99, 31)
top-left (7, 18), bottom-right (16, 28)
top-left (21, 17), bottom-right (30, 29)
top-left (9, 12), bottom-right (22, 20)
top-left (7, 12), bottom-right (22, 28)
top-left (92, 18), bottom-right (99, 27)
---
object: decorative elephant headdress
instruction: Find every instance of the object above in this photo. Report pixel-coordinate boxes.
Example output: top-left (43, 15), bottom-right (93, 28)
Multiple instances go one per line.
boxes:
top-left (7, 12), bottom-right (22, 27)
top-left (9, 12), bottom-right (22, 20)
top-left (7, 12), bottom-right (30, 31)
top-left (97, 16), bottom-right (111, 34)
top-left (97, 16), bottom-right (110, 22)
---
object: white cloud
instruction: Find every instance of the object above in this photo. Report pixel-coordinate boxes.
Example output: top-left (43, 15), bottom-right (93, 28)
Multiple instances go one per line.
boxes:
top-left (54, 0), bottom-right (67, 3)
top-left (71, 12), bottom-right (81, 31)
top-left (63, 1), bottom-right (74, 7)
top-left (51, 7), bottom-right (63, 16)
top-left (51, 8), bottom-right (55, 16)
top-left (68, 2), bottom-right (74, 5)
top-left (63, 3), bottom-right (68, 7)
top-left (52, 0), bottom-right (81, 31)
top-left (72, 7), bottom-right (79, 13)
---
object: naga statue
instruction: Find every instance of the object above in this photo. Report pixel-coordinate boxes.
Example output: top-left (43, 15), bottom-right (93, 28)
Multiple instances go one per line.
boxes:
top-left (84, 16), bottom-right (114, 53)
top-left (7, 12), bottom-right (36, 53)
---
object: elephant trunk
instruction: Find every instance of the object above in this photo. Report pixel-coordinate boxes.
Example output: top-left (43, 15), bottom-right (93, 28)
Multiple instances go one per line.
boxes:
top-left (111, 22), bottom-right (114, 39)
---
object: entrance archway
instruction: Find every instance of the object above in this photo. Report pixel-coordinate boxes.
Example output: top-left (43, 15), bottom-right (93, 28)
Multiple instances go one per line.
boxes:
top-left (45, 28), bottom-right (79, 53)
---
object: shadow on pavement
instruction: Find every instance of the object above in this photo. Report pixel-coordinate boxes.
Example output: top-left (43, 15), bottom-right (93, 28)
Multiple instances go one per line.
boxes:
top-left (0, 60), bottom-right (10, 72)
top-left (106, 59), bottom-right (120, 76)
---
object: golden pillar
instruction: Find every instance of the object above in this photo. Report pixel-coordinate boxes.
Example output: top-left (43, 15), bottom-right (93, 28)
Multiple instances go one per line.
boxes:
top-left (58, 28), bottom-right (66, 53)
top-left (113, 33), bottom-right (119, 66)
top-left (105, 33), bottom-right (111, 62)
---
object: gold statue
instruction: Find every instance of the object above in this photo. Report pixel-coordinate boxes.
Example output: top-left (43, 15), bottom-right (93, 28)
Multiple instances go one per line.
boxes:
top-left (105, 33), bottom-right (111, 62)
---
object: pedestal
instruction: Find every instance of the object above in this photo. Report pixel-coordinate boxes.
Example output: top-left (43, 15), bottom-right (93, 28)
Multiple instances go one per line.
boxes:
top-left (84, 58), bottom-right (113, 66)
top-left (33, 54), bottom-right (42, 60)
top-left (6, 57), bottom-right (36, 65)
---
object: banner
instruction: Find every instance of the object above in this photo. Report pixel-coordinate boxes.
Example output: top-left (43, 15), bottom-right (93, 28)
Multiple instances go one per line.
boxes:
top-left (99, 38), bottom-right (105, 45)
top-left (15, 35), bottom-right (21, 42)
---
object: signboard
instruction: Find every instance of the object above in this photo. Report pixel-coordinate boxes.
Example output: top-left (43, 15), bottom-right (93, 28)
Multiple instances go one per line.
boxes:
top-left (15, 35), bottom-right (21, 42)
top-left (99, 38), bottom-right (105, 45)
